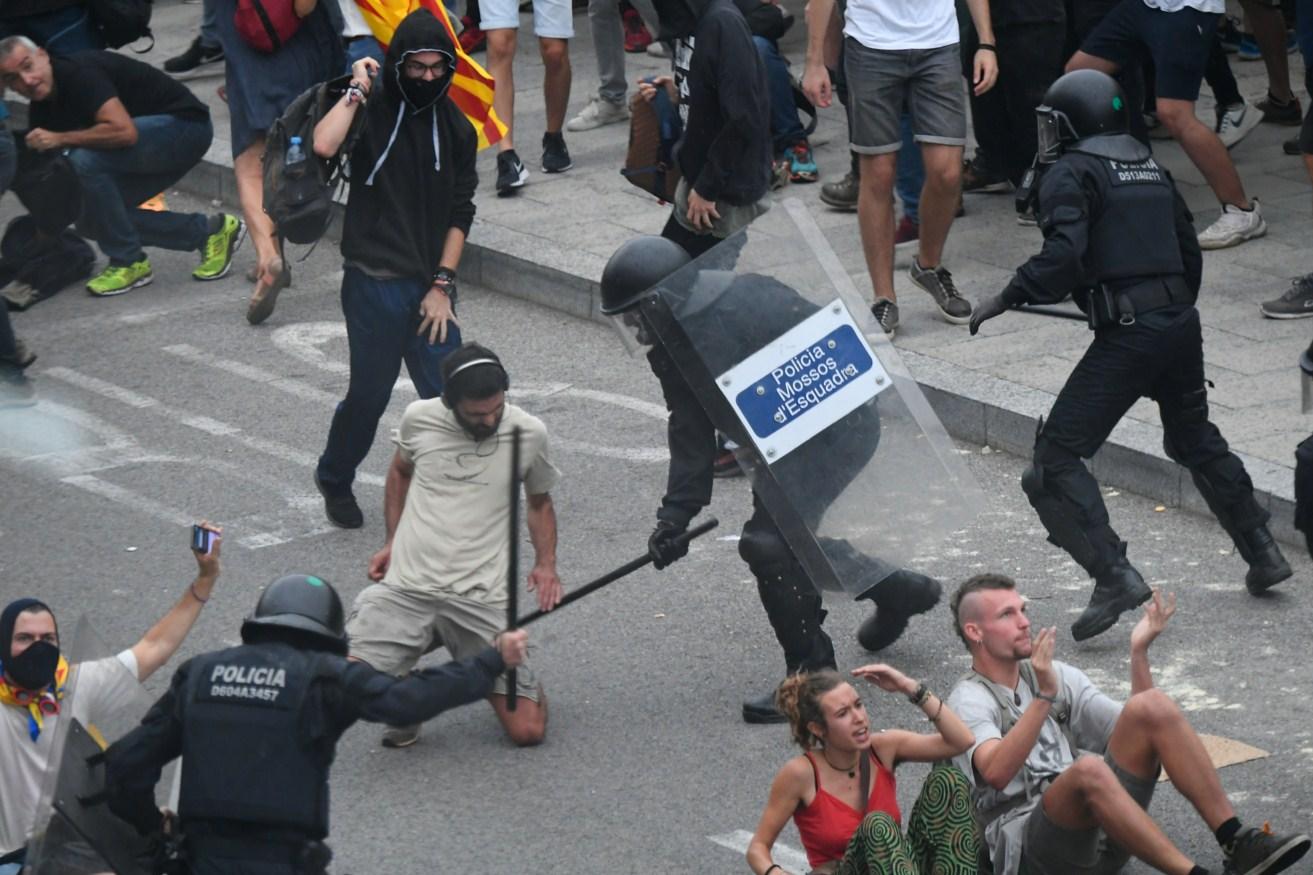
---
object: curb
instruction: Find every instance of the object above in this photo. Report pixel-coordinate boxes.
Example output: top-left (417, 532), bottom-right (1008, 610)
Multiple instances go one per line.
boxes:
top-left (176, 156), bottom-right (1302, 552)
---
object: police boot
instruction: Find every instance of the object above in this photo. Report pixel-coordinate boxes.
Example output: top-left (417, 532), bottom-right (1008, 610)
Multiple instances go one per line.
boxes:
top-left (742, 690), bottom-right (788, 724)
top-left (1238, 526), bottom-right (1293, 595)
top-left (856, 570), bottom-right (942, 652)
top-left (1072, 561), bottom-right (1152, 642)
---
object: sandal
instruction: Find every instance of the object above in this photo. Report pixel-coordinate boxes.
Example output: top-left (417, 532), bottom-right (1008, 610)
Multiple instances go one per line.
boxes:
top-left (246, 258), bottom-right (291, 325)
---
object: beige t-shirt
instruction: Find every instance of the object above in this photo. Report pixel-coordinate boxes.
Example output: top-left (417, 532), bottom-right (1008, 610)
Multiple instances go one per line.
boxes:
top-left (386, 400), bottom-right (560, 603)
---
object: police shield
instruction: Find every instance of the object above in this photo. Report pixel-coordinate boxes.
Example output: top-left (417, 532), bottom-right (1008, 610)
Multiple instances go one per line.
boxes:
top-left (639, 199), bottom-right (984, 598)
top-left (24, 616), bottom-right (177, 875)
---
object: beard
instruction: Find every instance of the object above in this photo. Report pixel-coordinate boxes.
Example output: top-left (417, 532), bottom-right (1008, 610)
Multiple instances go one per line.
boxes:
top-left (456, 411), bottom-right (501, 442)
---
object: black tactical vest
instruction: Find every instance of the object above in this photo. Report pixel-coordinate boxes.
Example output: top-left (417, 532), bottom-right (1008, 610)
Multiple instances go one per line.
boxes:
top-left (178, 644), bottom-right (332, 836)
top-left (1068, 150), bottom-right (1184, 284)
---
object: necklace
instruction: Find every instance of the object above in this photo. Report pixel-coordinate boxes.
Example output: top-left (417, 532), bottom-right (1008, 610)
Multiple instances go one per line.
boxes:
top-left (821, 748), bottom-right (860, 778)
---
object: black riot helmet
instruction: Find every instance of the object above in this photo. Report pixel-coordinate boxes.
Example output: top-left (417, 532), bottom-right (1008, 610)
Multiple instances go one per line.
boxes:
top-left (1035, 70), bottom-right (1130, 164)
top-left (241, 574), bottom-right (348, 655)
top-left (600, 236), bottom-right (691, 315)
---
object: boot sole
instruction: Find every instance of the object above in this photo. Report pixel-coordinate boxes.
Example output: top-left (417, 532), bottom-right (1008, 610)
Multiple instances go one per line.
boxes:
top-left (742, 706), bottom-right (789, 725)
top-left (1237, 834), bottom-right (1311, 875)
top-left (1071, 585), bottom-right (1152, 642)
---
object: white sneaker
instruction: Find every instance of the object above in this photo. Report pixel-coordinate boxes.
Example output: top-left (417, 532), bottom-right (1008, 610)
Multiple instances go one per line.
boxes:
top-left (1197, 198), bottom-right (1267, 250)
top-left (565, 96), bottom-right (629, 132)
top-left (646, 41), bottom-right (669, 57)
top-left (1215, 99), bottom-right (1264, 149)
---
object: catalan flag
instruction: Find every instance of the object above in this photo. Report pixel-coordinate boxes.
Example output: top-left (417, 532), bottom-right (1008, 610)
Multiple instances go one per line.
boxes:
top-left (355, 0), bottom-right (507, 150)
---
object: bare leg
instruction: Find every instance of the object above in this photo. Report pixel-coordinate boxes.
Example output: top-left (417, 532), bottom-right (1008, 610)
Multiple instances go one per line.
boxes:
top-left (489, 689), bottom-right (548, 746)
top-left (857, 152), bottom-right (898, 303)
top-left (540, 37), bottom-right (571, 133)
top-left (1156, 98), bottom-right (1249, 207)
top-left (233, 139), bottom-right (277, 284)
top-left (1066, 51), bottom-right (1121, 76)
top-left (915, 143), bottom-right (963, 269)
top-left (1240, 0), bottom-right (1294, 103)
top-left (487, 28), bottom-right (519, 151)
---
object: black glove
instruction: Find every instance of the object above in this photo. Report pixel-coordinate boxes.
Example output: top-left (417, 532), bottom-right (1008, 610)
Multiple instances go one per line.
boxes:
top-left (969, 293), bottom-right (1010, 336)
top-left (648, 521), bottom-right (689, 570)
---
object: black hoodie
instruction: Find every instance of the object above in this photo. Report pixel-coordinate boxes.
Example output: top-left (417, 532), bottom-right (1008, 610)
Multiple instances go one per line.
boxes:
top-left (340, 10), bottom-right (478, 281)
top-left (654, 0), bottom-right (770, 206)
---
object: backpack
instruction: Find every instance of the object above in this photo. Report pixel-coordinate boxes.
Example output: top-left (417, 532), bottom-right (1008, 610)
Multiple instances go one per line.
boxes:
top-left (86, 0), bottom-right (153, 51)
top-left (262, 75), bottom-right (363, 246)
top-left (234, 0), bottom-right (303, 53)
top-left (621, 81), bottom-right (683, 204)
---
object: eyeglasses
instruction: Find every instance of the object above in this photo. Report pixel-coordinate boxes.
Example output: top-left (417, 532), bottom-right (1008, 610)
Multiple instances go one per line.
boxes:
top-left (403, 58), bottom-right (449, 78)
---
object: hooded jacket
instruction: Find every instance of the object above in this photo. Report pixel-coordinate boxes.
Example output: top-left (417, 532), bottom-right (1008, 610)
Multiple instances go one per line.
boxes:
top-left (654, 0), bottom-right (770, 206)
top-left (340, 10), bottom-right (478, 281)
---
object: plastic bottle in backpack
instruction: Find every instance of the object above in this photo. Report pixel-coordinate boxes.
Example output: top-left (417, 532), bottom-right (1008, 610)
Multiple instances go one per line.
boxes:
top-left (285, 136), bottom-right (306, 168)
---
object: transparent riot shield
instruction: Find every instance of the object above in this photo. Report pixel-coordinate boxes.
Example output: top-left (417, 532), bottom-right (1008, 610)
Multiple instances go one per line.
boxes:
top-left (24, 616), bottom-right (177, 875)
top-left (639, 199), bottom-right (984, 598)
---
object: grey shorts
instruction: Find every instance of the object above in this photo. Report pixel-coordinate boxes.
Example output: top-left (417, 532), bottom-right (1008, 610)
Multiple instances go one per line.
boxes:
top-left (346, 583), bottom-right (540, 701)
top-left (1018, 754), bottom-right (1159, 875)
top-left (843, 38), bottom-right (967, 154)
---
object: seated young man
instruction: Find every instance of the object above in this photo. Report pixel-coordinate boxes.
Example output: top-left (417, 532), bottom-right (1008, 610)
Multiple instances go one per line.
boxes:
top-left (946, 573), bottom-right (1310, 875)
top-left (0, 37), bottom-right (242, 297)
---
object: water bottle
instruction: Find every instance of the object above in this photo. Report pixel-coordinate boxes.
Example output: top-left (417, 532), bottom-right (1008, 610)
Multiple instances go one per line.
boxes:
top-left (285, 136), bottom-right (306, 167)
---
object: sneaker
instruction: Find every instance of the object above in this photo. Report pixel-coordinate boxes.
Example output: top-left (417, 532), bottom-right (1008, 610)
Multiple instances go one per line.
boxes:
top-left (713, 449), bottom-right (743, 478)
top-left (646, 40), bottom-right (669, 57)
top-left (1260, 273), bottom-right (1313, 318)
top-left (622, 6), bottom-right (652, 53)
top-left (1198, 199), bottom-right (1266, 250)
top-left (381, 724), bottom-right (421, 748)
top-left (786, 141), bottom-right (818, 183)
top-left (870, 297), bottom-right (899, 339)
top-left (910, 257), bottom-right (973, 324)
top-left (770, 158), bottom-right (791, 191)
top-left (87, 259), bottom-right (152, 297)
top-left (541, 132), bottom-right (572, 173)
top-left (1017, 205), bottom-right (1039, 227)
top-left (893, 215), bottom-right (919, 250)
top-left (742, 690), bottom-right (788, 724)
top-left (1237, 34), bottom-right (1262, 61)
top-left (1071, 562), bottom-right (1151, 641)
top-left (820, 170), bottom-right (859, 210)
top-left (962, 158), bottom-right (1011, 193)
top-left (566, 96), bottom-right (629, 132)
top-left (496, 149), bottom-right (529, 195)
top-left (163, 36), bottom-right (224, 75)
top-left (1283, 137), bottom-right (1303, 156)
top-left (1256, 92), bottom-right (1303, 125)
top-left (1215, 100), bottom-right (1264, 148)
top-left (193, 214), bottom-right (245, 281)
top-left (1223, 823), bottom-right (1311, 875)
top-left (315, 471), bottom-right (363, 529)
top-left (458, 16), bottom-right (486, 52)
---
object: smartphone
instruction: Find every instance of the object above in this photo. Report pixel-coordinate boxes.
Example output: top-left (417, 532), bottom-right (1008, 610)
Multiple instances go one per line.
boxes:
top-left (191, 525), bottom-right (218, 555)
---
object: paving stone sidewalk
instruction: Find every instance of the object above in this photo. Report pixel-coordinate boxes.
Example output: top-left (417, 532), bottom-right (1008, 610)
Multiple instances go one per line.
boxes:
top-left (76, 1), bottom-right (1313, 540)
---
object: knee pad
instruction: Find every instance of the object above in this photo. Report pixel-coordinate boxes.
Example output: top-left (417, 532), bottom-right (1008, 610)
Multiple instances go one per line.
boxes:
top-left (738, 524), bottom-right (792, 567)
top-left (1160, 388), bottom-right (1209, 462)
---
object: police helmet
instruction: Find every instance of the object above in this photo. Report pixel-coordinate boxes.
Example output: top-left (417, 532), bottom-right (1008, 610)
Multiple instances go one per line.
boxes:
top-left (441, 343), bottom-right (510, 408)
top-left (600, 236), bottom-right (691, 315)
top-left (241, 574), bottom-right (347, 654)
top-left (1035, 70), bottom-right (1129, 164)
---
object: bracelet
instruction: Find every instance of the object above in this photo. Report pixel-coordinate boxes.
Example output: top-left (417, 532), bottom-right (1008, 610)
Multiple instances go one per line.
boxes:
top-left (764, 866), bottom-right (782, 875)
top-left (907, 682), bottom-right (930, 706)
top-left (927, 698), bottom-right (944, 723)
top-left (1034, 691), bottom-right (1058, 704)
top-left (189, 582), bottom-right (209, 605)
top-left (977, 42), bottom-right (996, 52)
top-left (431, 266), bottom-right (457, 286)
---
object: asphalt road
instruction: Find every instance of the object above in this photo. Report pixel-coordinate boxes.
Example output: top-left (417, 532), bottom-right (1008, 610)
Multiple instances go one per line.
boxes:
top-left (2, 191), bottom-right (1311, 874)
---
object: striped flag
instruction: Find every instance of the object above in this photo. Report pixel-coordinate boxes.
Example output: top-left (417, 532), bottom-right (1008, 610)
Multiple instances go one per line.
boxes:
top-left (354, 0), bottom-right (507, 150)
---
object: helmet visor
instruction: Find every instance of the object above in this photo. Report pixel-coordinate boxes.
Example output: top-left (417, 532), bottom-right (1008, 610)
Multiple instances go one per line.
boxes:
top-left (609, 309), bottom-right (654, 357)
top-left (1035, 107), bottom-right (1064, 164)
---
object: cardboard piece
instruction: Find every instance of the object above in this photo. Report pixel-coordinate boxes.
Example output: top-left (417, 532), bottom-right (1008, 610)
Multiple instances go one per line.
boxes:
top-left (1159, 734), bottom-right (1270, 783)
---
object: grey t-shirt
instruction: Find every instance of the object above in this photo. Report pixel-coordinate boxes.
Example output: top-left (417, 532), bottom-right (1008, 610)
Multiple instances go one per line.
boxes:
top-left (946, 660), bottom-right (1122, 875)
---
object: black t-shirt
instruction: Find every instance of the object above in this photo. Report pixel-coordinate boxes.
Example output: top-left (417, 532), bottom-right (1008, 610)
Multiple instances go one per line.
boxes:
top-left (30, 51), bottom-right (209, 132)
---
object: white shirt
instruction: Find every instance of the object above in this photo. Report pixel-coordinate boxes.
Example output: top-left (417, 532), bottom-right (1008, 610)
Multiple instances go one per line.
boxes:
top-left (844, 0), bottom-right (959, 51)
top-left (1, 650), bottom-right (139, 855)
top-left (337, 0), bottom-right (374, 39)
top-left (1143, 0), bottom-right (1224, 12)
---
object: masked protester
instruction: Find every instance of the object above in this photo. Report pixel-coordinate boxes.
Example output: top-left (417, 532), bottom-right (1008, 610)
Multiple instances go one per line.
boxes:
top-left (311, 8), bottom-right (478, 530)
top-left (105, 574), bottom-right (529, 875)
top-left (345, 342), bottom-right (564, 750)
top-left (970, 70), bottom-right (1291, 642)
top-left (0, 523), bottom-right (224, 867)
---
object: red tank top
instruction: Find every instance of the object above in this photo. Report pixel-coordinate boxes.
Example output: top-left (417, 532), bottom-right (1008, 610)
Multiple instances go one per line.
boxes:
top-left (792, 750), bottom-right (900, 868)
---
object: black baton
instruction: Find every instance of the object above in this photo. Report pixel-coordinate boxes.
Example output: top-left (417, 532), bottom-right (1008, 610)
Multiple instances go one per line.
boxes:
top-left (507, 426), bottom-right (521, 711)
top-left (1016, 304), bottom-right (1086, 322)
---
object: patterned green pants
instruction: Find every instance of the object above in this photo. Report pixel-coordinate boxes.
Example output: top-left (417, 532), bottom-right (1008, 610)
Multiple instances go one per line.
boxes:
top-left (832, 763), bottom-right (980, 875)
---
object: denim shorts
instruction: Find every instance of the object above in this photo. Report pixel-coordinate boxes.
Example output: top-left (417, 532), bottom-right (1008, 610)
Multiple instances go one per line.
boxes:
top-left (1080, 0), bottom-right (1218, 101)
top-left (478, 0), bottom-right (574, 38)
top-left (843, 38), bottom-right (966, 154)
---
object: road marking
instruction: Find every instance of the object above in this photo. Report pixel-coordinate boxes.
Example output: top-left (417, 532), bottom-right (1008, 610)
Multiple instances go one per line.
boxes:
top-left (162, 344), bottom-right (338, 405)
top-left (707, 830), bottom-right (809, 873)
top-left (41, 366), bottom-right (385, 487)
top-left (60, 474), bottom-right (195, 527)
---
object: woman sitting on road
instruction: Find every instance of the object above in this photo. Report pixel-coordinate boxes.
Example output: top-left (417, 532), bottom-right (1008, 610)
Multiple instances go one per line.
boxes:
top-left (747, 665), bottom-right (979, 875)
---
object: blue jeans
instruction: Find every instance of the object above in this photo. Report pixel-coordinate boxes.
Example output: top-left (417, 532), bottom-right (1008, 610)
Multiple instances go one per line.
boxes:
top-left (68, 115), bottom-right (214, 266)
top-left (896, 113), bottom-right (922, 224)
top-left (316, 267), bottom-right (463, 493)
top-left (0, 4), bottom-right (104, 55)
top-left (200, 0), bottom-right (219, 49)
top-left (343, 34), bottom-right (385, 71)
top-left (754, 36), bottom-right (806, 154)
top-left (1298, 0), bottom-right (1313, 98)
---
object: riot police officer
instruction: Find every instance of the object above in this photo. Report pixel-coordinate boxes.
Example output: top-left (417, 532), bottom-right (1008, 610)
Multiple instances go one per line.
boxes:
top-left (971, 69), bottom-right (1292, 641)
top-left (104, 573), bottom-right (528, 873)
top-left (602, 236), bottom-right (942, 724)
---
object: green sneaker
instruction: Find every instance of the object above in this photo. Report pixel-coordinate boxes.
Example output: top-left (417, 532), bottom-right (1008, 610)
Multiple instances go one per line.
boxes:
top-left (193, 214), bottom-right (246, 281)
top-left (87, 259), bottom-right (153, 297)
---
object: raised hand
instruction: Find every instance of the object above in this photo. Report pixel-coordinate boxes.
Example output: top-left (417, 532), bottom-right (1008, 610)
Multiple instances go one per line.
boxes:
top-left (851, 663), bottom-right (916, 696)
top-left (1030, 626), bottom-right (1058, 697)
top-left (1130, 588), bottom-right (1176, 654)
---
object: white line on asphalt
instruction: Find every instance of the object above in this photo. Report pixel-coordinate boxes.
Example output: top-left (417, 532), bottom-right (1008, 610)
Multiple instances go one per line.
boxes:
top-left (162, 344), bottom-right (339, 405)
top-left (41, 367), bottom-right (385, 487)
top-left (60, 474), bottom-right (195, 527)
top-left (707, 830), bottom-right (809, 873)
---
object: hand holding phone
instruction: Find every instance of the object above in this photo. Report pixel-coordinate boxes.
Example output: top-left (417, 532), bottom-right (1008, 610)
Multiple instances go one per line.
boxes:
top-left (191, 523), bottom-right (220, 555)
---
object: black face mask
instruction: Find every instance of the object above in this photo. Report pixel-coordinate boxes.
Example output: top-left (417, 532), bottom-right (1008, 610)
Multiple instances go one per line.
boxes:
top-left (399, 76), bottom-right (448, 111)
top-left (6, 640), bottom-right (60, 690)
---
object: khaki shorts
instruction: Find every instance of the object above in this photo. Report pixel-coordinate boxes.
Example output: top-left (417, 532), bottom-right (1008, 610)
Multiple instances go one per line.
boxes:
top-left (346, 584), bottom-right (540, 701)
